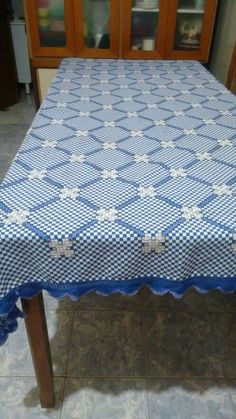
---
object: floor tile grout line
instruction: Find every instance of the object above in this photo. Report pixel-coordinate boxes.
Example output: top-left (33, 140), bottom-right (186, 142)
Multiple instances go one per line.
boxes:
top-left (59, 307), bottom-right (77, 418)
top-left (0, 375), bottom-right (235, 380)
top-left (145, 377), bottom-right (151, 419)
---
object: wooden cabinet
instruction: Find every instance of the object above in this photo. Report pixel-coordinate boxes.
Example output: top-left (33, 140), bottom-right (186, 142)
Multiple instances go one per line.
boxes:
top-left (25, 0), bottom-right (218, 63)
top-left (24, 0), bottom-right (218, 105)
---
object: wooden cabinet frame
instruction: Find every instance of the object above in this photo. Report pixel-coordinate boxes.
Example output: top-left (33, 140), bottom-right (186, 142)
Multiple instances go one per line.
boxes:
top-left (165, 0), bottom-right (218, 61)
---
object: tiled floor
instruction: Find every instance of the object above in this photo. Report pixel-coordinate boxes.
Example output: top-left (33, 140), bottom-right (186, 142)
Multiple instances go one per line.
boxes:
top-left (1, 91), bottom-right (236, 418)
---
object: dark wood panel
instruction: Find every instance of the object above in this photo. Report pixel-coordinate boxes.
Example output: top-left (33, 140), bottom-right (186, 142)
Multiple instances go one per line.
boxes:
top-left (0, 0), bottom-right (18, 109)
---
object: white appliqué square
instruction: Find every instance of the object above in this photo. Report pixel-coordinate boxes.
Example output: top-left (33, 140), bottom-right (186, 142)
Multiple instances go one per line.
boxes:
top-left (3, 209), bottom-right (30, 226)
top-left (96, 208), bottom-right (118, 222)
top-left (134, 154), bottom-right (149, 163)
top-left (59, 187), bottom-right (80, 200)
top-left (49, 239), bottom-right (74, 258)
top-left (28, 169), bottom-right (47, 180)
top-left (101, 169), bottom-right (118, 179)
top-left (213, 184), bottom-right (232, 197)
top-left (138, 186), bottom-right (156, 198)
top-left (182, 206), bottom-right (203, 221)
top-left (142, 234), bottom-right (165, 254)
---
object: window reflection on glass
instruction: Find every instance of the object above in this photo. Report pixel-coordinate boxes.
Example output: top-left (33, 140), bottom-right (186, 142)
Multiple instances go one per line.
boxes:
top-left (83, 0), bottom-right (110, 49)
top-left (36, 0), bottom-right (66, 47)
top-left (131, 0), bottom-right (159, 51)
top-left (175, 0), bottom-right (206, 50)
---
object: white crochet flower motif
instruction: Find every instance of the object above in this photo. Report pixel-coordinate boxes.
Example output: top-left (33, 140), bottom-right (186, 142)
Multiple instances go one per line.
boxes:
top-left (97, 208), bottom-right (118, 222)
top-left (51, 119), bottom-right (64, 125)
top-left (124, 97), bottom-right (133, 102)
top-left (56, 102), bottom-right (67, 107)
top-left (131, 130), bottom-right (143, 137)
top-left (203, 119), bottom-right (216, 125)
top-left (102, 91), bottom-right (110, 95)
top-left (127, 112), bottom-right (138, 117)
top-left (81, 97), bottom-right (89, 102)
top-left (157, 84), bottom-right (166, 88)
top-left (59, 187), bottom-right (80, 200)
top-left (182, 206), bottom-right (203, 221)
top-left (104, 121), bottom-right (116, 127)
top-left (3, 209), bottom-right (30, 226)
top-left (207, 96), bottom-right (217, 101)
top-left (101, 169), bottom-right (118, 180)
top-left (79, 111), bottom-right (90, 117)
top-left (134, 154), bottom-right (149, 163)
top-left (75, 130), bottom-right (88, 138)
top-left (218, 139), bottom-right (233, 147)
top-left (103, 104), bottom-right (112, 110)
top-left (69, 154), bottom-right (85, 163)
top-left (138, 186), bottom-right (156, 198)
top-left (165, 96), bottom-right (175, 101)
top-left (153, 120), bottom-right (166, 126)
top-left (26, 127), bottom-right (33, 135)
top-left (60, 89), bottom-right (69, 93)
top-left (28, 169), bottom-right (47, 180)
top-left (142, 234), bottom-right (165, 255)
top-left (147, 103), bottom-right (157, 109)
top-left (42, 140), bottom-right (57, 148)
top-left (196, 152), bottom-right (212, 161)
top-left (142, 90), bottom-right (150, 95)
top-left (81, 84), bottom-right (90, 88)
top-left (161, 140), bottom-right (175, 149)
top-left (170, 168), bottom-right (187, 178)
top-left (183, 129), bottom-right (197, 136)
top-left (213, 184), bottom-right (232, 197)
top-left (63, 78), bottom-right (71, 82)
top-left (103, 142), bottom-right (117, 150)
top-left (191, 103), bottom-right (201, 108)
top-left (195, 84), bottom-right (203, 88)
top-left (181, 90), bottom-right (190, 94)
top-left (49, 239), bottom-right (74, 258)
top-left (120, 84), bottom-right (128, 88)
top-left (219, 110), bottom-right (232, 116)
top-left (101, 79), bottom-right (108, 84)
top-left (173, 111), bottom-right (184, 116)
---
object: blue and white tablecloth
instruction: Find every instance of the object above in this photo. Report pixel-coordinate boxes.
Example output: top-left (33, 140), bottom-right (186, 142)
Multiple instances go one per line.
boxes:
top-left (0, 59), bottom-right (236, 344)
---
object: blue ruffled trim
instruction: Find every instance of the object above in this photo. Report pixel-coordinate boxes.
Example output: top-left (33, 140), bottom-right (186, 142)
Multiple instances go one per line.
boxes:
top-left (0, 275), bottom-right (236, 345)
top-left (0, 306), bottom-right (24, 345)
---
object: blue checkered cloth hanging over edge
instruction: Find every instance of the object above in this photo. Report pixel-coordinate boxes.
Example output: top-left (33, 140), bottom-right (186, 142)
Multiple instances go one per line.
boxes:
top-left (0, 59), bottom-right (235, 344)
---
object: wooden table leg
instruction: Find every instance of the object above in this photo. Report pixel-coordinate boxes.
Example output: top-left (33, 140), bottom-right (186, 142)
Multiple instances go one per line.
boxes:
top-left (21, 292), bottom-right (54, 408)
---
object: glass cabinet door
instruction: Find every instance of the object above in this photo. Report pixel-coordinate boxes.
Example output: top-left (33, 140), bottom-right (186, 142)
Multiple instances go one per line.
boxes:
top-left (25, 0), bottom-right (75, 57)
top-left (74, 0), bottom-right (120, 57)
top-left (165, 0), bottom-right (217, 60)
top-left (121, 0), bottom-right (168, 58)
top-left (36, 0), bottom-right (66, 47)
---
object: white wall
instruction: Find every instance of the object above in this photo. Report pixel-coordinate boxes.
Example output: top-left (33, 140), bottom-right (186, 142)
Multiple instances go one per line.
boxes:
top-left (210, 0), bottom-right (236, 84)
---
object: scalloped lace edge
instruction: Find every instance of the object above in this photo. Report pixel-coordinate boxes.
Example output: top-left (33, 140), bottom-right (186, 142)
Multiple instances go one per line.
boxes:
top-left (1, 275), bottom-right (236, 345)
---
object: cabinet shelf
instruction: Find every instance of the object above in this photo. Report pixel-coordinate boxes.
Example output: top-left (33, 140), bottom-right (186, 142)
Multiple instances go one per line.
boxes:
top-left (177, 9), bottom-right (205, 14)
top-left (132, 7), bottom-right (159, 12)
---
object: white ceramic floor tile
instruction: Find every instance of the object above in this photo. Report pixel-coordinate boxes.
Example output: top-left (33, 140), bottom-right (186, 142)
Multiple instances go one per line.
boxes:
top-left (0, 377), bottom-right (64, 419)
top-left (61, 378), bottom-right (149, 419)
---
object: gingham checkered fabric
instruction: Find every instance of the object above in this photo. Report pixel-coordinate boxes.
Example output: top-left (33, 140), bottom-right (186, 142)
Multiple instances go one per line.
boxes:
top-left (0, 59), bottom-right (236, 344)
